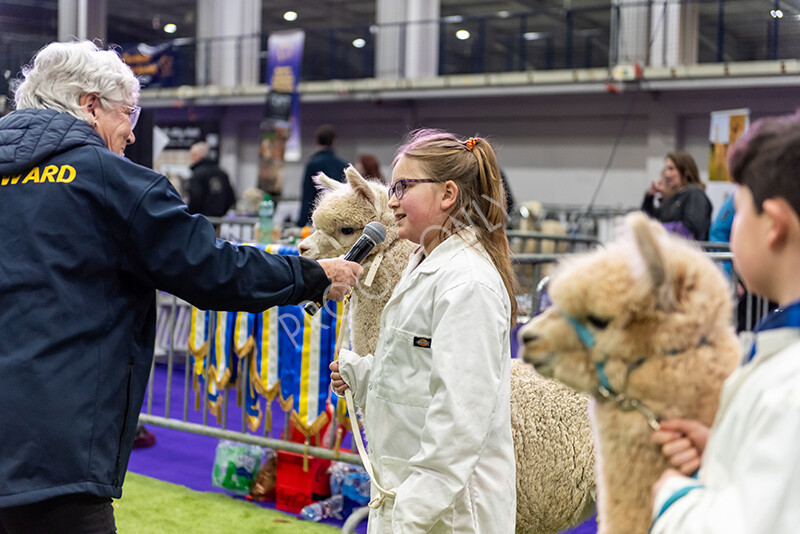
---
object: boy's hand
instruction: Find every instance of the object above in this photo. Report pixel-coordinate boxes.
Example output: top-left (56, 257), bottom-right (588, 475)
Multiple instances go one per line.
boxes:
top-left (329, 360), bottom-right (349, 396)
top-left (652, 418), bottom-right (709, 476)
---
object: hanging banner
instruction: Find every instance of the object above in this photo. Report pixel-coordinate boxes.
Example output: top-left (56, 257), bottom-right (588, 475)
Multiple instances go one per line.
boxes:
top-left (210, 311), bottom-right (235, 390)
top-left (259, 30), bottom-right (305, 197)
top-left (709, 108), bottom-right (750, 182)
top-left (121, 42), bottom-right (181, 88)
top-left (708, 108), bottom-right (749, 219)
top-left (279, 302), bottom-right (340, 438)
top-left (187, 307), bottom-right (210, 409)
top-left (184, 243), bottom-right (342, 435)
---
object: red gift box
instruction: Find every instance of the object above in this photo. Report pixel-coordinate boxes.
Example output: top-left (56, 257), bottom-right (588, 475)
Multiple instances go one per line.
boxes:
top-left (275, 450), bottom-right (332, 513)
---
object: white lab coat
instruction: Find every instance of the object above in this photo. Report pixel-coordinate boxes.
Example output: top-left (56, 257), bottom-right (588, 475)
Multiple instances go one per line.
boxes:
top-left (651, 328), bottom-right (800, 533)
top-left (339, 230), bottom-right (516, 534)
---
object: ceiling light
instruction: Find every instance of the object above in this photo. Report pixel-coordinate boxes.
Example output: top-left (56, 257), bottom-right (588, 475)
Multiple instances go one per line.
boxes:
top-left (284, 11), bottom-right (298, 22)
top-left (524, 32), bottom-right (545, 41)
top-left (455, 29), bottom-right (470, 40)
top-left (163, 23), bottom-right (177, 34)
top-left (352, 38), bottom-right (366, 49)
top-left (770, 9), bottom-right (783, 18)
top-left (497, 10), bottom-right (510, 18)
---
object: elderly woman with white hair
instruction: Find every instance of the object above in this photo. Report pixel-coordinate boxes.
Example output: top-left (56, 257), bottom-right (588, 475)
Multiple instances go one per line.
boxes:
top-left (0, 41), bottom-right (362, 533)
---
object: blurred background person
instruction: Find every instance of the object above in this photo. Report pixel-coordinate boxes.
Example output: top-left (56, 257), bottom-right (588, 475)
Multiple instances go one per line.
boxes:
top-left (641, 151), bottom-right (712, 240)
top-left (355, 153), bottom-right (384, 183)
top-left (187, 141), bottom-right (235, 217)
top-left (298, 124), bottom-right (348, 227)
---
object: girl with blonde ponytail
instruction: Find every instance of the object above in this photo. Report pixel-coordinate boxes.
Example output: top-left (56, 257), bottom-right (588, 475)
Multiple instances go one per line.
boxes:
top-left (396, 129), bottom-right (517, 320)
top-left (330, 128), bottom-right (517, 532)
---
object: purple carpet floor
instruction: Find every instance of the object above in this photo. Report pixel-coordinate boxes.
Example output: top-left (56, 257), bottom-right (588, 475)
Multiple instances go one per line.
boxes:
top-left (129, 362), bottom-right (597, 533)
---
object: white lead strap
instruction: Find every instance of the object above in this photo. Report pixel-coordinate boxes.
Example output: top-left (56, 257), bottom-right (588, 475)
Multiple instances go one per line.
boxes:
top-left (362, 252), bottom-right (383, 288)
top-left (336, 295), bottom-right (396, 509)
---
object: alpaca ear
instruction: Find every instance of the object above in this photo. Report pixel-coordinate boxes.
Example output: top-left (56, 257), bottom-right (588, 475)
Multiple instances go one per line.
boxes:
top-left (313, 172), bottom-right (347, 192)
top-left (345, 165), bottom-right (381, 214)
top-left (629, 212), bottom-right (676, 312)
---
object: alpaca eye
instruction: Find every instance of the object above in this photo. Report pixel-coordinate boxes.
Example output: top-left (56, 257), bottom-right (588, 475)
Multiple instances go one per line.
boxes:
top-left (586, 315), bottom-right (610, 329)
top-left (341, 227), bottom-right (355, 235)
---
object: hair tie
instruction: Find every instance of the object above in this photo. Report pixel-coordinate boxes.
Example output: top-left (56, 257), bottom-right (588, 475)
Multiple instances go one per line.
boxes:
top-left (465, 137), bottom-right (477, 151)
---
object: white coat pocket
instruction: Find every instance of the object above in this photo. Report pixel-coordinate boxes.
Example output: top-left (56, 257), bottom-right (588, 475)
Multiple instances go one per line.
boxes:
top-left (373, 327), bottom-right (432, 407)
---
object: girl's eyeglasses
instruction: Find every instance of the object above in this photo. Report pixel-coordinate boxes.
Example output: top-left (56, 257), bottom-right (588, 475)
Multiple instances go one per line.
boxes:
top-left (127, 105), bottom-right (141, 130)
top-left (388, 178), bottom-right (438, 200)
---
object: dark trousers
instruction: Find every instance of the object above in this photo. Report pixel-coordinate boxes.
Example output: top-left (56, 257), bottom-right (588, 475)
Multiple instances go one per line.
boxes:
top-left (0, 493), bottom-right (116, 534)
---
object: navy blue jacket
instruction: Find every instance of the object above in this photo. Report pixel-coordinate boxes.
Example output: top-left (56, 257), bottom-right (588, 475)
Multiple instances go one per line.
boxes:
top-left (298, 148), bottom-right (348, 226)
top-left (0, 109), bottom-right (330, 507)
top-left (187, 158), bottom-right (235, 217)
top-left (641, 184), bottom-right (713, 240)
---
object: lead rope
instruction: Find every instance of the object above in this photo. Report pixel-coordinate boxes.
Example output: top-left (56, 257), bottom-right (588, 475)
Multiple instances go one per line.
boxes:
top-left (335, 295), bottom-right (397, 509)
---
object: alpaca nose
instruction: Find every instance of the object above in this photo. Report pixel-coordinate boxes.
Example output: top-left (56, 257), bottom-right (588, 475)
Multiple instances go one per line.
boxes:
top-left (297, 241), bottom-right (310, 256)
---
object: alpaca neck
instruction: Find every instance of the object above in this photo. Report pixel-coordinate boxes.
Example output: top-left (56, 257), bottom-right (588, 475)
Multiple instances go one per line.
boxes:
top-left (593, 404), bottom-right (667, 534)
top-left (349, 238), bottom-right (413, 356)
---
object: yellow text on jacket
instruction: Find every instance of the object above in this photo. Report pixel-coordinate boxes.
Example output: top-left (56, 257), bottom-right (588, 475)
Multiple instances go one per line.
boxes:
top-left (2, 165), bottom-right (76, 186)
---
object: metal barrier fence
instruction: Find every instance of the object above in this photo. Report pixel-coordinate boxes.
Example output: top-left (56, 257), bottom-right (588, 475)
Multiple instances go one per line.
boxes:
top-left (4, 0), bottom-right (796, 90)
top-left (206, 215), bottom-right (258, 242)
top-left (509, 231), bottom-right (602, 320)
top-left (512, 246), bottom-right (772, 332)
top-left (528, 204), bottom-right (634, 242)
top-left (156, 0), bottom-right (800, 85)
top-left (141, 293), bottom-right (362, 467)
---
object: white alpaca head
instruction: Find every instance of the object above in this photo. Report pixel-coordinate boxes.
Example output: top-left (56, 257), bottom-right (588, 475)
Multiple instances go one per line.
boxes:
top-left (298, 165), bottom-right (399, 260)
top-left (520, 212), bottom-right (737, 417)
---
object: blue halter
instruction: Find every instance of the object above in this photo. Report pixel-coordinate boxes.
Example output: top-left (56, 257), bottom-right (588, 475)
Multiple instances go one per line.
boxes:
top-left (558, 308), bottom-right (707, 431)
top-left (560, 311), bottom-right (618, 391)
top-left (561, 312), bottom-right (596, 348)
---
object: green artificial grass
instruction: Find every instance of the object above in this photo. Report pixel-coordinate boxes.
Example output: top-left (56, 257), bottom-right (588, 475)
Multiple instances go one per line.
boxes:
top-left (114, 473), bottom-right (340, 533)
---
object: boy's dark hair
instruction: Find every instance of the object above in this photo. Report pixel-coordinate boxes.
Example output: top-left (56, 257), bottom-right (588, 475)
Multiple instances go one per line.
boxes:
top-left (315, 124), bottom-right (336, 147)
top-left (729, 113), bottom-right (800, 216)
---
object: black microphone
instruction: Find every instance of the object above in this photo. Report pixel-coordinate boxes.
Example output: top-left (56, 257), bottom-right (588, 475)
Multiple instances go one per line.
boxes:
top-left (304, 221), bottom-right (386, 315)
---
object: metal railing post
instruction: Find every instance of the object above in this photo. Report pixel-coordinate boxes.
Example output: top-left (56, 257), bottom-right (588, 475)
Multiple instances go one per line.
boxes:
top-left (609, 3), bottom-right (620, 67)
top-left (204, 38), bottom-right (211, 86)
top-left (183, 341), bottom-right (191, 422)
top-left (518, 14), bottom-right (527, 71)
top-left (235, 35), bottom-right (242, 86)
top-left (164, 295), bottom-right (176, 418)
top-left (769, 0), bottom-right (780, 59)
top-left (716, 0), bottom-right (725, 63)
top-left (565, 9), bottom-right (574, 69)
top-left (475, 16), bottom-right (486, 73)
top-left (400, 20), bottom-right (407, 79)
top-left (438, 19), bottom-right (447, 75)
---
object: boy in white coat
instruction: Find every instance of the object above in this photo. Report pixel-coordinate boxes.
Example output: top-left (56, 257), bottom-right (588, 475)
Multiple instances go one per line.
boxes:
top-left (650, 113), bottom-right (800, 533)
top-left (331, 130), bottom-right (516, 533)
